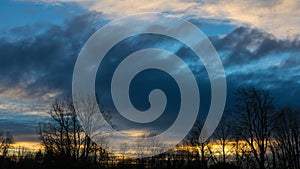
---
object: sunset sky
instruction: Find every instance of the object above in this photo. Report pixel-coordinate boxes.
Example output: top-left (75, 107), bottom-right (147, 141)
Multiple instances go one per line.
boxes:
top-left (0, 0), bottom-right (299, 149)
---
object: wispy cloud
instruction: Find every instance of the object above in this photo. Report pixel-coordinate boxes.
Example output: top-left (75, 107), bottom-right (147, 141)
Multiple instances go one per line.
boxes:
top-left (22, 0), bottom-right (300, 38)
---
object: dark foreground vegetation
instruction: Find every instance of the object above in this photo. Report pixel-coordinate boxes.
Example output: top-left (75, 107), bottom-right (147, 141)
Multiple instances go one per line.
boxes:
top-left (0, 87), bottom-right (299, 169)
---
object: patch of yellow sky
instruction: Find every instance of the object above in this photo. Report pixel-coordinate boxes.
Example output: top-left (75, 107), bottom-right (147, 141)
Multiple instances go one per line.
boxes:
top-left (9, 139), bottom-right (255, 158)
top-left (10, 141), bottom-right (43, 152)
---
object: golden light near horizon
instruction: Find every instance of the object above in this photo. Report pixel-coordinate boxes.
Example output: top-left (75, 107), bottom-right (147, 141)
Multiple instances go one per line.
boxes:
top-left (10, 142), bottom-right (43, 151)
top-left (7, 139), bottom-right (256, 159)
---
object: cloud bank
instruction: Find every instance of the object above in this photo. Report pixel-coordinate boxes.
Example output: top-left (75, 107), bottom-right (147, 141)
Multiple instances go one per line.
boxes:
top-left (1, 8), bottom-right (299, 142)
top-left (22, 0), bottom-right (300, 38)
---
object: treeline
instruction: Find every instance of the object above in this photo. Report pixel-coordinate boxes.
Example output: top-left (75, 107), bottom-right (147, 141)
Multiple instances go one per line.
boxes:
top-left (0, 87), bottom-right (299, 169)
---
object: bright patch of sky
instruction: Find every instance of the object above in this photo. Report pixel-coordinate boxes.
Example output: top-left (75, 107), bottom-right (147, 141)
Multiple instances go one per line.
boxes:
top-left (189, 18), bottom-right (236, 37)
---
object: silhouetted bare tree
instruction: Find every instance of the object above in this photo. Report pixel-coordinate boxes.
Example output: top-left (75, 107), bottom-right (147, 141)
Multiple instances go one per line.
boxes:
top-left (120, 143), bottom-right (130, 163)
top-left (0, 130), bottom-right (13, 157)
top-left (271, 107), bottom-right (300, 169)
top-left (233, 88), bottom-right (275, 169)
top-left (38, 99), bottom-right (83, 161)
top-left (213, 117), bottom-right (232, 163)
top-left (73, 94), bottom-right (111, 163)
top-left (184, 121), bottom-right (211, 169)
top-left (38, 96), bottom-right (112, 169)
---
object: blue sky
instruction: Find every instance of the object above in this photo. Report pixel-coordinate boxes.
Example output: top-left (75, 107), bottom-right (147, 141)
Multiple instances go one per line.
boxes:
top-left (0, 0), bottom-right (299, 146)
top-left (0, 0), bottom-right (86, 30)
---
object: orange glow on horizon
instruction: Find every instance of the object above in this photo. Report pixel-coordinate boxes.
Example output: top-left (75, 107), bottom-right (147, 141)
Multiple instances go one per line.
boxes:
top-left (7, 139), bottom-right (255, 158)
top-left (10, 141), bottom-right (43, 152)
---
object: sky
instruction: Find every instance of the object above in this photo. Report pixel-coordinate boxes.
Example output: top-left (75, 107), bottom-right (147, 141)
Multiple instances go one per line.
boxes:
top-left (0, 0), bottom-right (299, 148)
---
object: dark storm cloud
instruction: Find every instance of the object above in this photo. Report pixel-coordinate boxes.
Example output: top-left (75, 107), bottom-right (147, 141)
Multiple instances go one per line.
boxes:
top-left (0, 12), bottom-right (104, 98)
top-left (0, 12), bottom-right (106, 142)
top-left (212, 27), bottom-right (300, 66)
top-left (0, 15), bottom-right (299, 124)
top-left (204, 26), bottom-right (300, 107)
